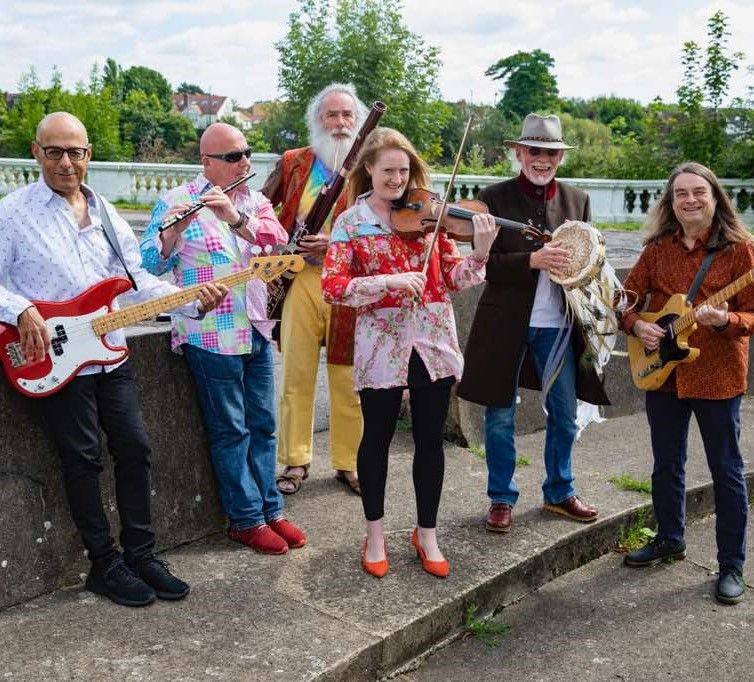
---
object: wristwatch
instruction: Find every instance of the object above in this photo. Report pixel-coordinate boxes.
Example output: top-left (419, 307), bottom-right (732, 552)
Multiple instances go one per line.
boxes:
top-left (229, 211), bottom-right (248, 231)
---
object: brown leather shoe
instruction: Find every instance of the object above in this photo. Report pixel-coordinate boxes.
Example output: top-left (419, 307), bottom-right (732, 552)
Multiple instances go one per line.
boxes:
top-left (485, 503), bottom-right (513, 533)
top-left (542, 496), bottom-right (598, 523)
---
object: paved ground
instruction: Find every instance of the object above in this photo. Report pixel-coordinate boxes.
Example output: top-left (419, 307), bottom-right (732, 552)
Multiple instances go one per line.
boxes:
top-left (399, 509), bottom-right (753, 682)
top-left (1, 405), bottom-right (752, 680)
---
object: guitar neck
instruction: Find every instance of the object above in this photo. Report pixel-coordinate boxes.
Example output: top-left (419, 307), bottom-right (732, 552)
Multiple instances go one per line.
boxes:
top-left (92, 261), bottom-right (273, 336)
top-left (674, 268), bottom-right (754, 334)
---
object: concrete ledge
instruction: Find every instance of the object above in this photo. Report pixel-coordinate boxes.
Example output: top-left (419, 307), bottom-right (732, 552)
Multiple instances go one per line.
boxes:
top-left (1, 409), bottom-right (751, 680)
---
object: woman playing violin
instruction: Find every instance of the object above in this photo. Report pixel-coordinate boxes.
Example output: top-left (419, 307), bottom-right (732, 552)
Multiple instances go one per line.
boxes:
top-left (321, 127), bottom-right (497, 578)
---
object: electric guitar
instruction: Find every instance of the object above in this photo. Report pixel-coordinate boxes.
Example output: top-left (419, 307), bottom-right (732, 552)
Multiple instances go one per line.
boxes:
top-left (627, 268), bottom-right (754, 390)
top-left (0, 255), bottom-right (304, 398)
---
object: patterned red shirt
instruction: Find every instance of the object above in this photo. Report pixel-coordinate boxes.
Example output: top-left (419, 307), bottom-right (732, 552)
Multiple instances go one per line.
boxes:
top-left (621, 227), bottom-right (754, 399)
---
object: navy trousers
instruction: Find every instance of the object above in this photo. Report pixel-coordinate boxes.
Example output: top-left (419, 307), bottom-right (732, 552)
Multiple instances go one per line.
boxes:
top-left (645, 390), bottom-right (748, 570)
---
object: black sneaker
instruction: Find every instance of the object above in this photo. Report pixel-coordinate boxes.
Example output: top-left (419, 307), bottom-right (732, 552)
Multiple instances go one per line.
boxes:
top-left (715, 566), bottom-right (746, 605)
top-left (85, 557), bottom-right (156, 607)
top-left (132, 557), bottom-right (190, 600)
top-left (624, 537), bottom-right (687, 567)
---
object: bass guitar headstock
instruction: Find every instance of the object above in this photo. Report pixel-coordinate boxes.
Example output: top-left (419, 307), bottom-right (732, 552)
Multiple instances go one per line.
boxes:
top-left (247, 254), bottom-right (305, 283)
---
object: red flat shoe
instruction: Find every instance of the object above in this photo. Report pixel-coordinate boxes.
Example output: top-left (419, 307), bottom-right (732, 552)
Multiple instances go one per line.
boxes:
top-left (268, 518), bottom-right (307, 549)
top-left (228, 524), bottom-right (288, 555)
top-left (361, 537), bottom-right (389, 578)
top-left (411, 528), bottom-right (449, 578)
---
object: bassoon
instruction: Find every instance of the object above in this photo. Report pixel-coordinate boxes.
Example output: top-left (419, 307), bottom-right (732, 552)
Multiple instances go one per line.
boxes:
top-left (266, 101), bottom-right (387, 323)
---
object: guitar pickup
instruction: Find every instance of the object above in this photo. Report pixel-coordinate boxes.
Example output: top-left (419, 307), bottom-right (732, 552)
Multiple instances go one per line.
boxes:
top-left (5, 342), bottom-right (26, 368)
top-left (54, 324), bottom-right (68, 343)
top-left (638, 360), bottom-right (663, 378)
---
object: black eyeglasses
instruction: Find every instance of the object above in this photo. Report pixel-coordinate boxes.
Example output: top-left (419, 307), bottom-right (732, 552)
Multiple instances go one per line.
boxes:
top-left (203, 148), bottom-right (252, 163)
top-left (36, 144), bottom-right (89, 161)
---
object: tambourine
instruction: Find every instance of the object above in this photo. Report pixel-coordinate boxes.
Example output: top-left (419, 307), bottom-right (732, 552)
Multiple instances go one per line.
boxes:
top-left (548, 220), bottom-right (606, 290)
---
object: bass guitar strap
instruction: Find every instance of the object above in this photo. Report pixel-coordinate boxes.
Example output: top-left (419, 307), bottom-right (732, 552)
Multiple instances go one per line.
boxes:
top-left (95, 193), bottom-right (138, 292)
top-left (685, 249), bottom-right (717, 306)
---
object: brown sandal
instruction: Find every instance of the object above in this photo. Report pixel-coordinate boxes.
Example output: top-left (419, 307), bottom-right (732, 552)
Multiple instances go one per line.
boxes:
top-left (335, 470), bottom-right (361, 496)
top-left (276, 465), bottom-right (310, 495)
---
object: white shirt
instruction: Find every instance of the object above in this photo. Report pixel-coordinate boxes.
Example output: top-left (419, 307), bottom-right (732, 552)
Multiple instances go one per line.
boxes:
top-left (0, 179), bottom-right (196, 375)
top-left (529, 270), bottom-right (566, 328)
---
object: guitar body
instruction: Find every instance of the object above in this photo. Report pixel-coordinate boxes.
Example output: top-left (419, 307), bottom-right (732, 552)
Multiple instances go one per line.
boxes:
top-left (0, 278), bottom-right (132, 398)
top-left (627, 293), bottom-right (701, 391)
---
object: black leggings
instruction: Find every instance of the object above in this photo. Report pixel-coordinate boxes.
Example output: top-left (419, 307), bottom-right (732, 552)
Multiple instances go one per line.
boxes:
top-left (357, 351), bottom-right (453, 528)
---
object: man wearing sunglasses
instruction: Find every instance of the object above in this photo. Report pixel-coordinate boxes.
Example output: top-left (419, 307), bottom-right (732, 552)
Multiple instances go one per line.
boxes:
top-left (140, 123), bottom-right (306, 556)
top-left (458, 113), bottom-right (609, 534)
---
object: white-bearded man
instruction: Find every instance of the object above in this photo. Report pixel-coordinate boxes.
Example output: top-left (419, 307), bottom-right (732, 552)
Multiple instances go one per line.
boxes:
top-left (262, 83), bottom-right (366, 497)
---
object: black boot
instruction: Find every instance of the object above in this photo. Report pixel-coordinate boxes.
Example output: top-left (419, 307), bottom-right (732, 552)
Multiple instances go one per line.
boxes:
top-left (624, 537), bottom-right (686, 567)
top-left (131, 556), bottom-right (190, 600)
top-left (85, 556), bottom-right (156, 607)
top-left (715, 566), bottom-right (746, 605)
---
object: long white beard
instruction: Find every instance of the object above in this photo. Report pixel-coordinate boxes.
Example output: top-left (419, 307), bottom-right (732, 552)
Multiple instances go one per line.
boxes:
top-left (310, 128), bottom-right (355, 171)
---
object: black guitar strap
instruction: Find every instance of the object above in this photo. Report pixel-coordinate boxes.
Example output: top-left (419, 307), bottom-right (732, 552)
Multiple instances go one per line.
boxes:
top-left (95, 193), bottom-right (138, 292)
top-left (685, 250), bottom-right (717, 305)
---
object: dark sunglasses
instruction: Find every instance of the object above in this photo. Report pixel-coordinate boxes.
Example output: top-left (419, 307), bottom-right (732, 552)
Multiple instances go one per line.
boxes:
top-left (204, 148), bottom-right (252, 163)
top-left (525, 147), bottom-right (561, 157)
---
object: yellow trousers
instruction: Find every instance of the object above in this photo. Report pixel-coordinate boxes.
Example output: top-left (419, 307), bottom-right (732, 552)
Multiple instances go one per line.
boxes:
top-left (277, 263), bottom-right (363, 470)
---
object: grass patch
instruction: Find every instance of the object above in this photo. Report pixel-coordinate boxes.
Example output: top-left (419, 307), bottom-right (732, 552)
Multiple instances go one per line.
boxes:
top-left (596, 221), bottom-right (643, 231)
top-left (112, 200), bottom-right (153, 211)
top-left (608, 474), bottom-right (652, 495)
top-left (395, 418), bottom-right (411, 432)
top-left (468, 445), bottom-right (531, 467)
top-left (616, 508), bottom-right (656, 553)
top-left (464, 604), bottom-right (512, 647)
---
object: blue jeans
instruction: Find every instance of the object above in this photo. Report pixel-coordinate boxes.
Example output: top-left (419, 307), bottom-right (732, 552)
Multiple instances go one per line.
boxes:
top-left (183, 330), bottom-right (283, 529)
top-left (485, 326), bottom-right (578, 506)
top-left (646, 391), bottom-right (747, 571)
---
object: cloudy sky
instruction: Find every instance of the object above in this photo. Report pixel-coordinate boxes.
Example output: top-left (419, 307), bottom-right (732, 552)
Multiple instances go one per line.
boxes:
top-left (1, 0), bottom-right (753, 107)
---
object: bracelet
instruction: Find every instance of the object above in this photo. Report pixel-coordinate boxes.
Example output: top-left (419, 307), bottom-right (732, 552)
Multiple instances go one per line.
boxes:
top-left (713, 318), bottom-right (730, 332)
top-left (229, 211), bottom-right (248, 230)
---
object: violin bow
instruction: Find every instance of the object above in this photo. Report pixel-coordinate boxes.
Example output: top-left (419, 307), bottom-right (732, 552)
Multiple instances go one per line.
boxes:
top-left (421, 116), bottom-right (474, 275)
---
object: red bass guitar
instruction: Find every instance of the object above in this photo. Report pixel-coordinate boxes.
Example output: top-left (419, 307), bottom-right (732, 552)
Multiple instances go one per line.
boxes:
top-left (0, 255), bottom-right (303, 398)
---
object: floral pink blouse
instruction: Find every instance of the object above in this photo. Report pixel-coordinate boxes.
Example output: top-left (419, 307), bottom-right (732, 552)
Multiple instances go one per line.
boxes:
top-left (321, 195), bottom-right (487, 390)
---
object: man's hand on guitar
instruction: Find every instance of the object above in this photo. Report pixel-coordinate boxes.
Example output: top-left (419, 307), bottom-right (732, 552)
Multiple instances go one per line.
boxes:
top-left (297, 233), bottom-right (330, 256)
top-left (632, 319), bottom-right (666, 352)
top-left (695, 302), bottom-right (728, 328)
top-left (196, 283), bottom-right (229, 313)
top-left (18, 306), bottom-right (50, 363)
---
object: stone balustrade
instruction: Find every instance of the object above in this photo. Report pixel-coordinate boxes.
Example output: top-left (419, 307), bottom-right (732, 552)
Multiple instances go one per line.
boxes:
top-left (2, 156), bottom-right (754, 224)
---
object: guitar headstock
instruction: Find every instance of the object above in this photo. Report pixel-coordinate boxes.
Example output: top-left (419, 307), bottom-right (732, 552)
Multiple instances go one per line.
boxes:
top-left (248, 255), bottom-right (305, 282)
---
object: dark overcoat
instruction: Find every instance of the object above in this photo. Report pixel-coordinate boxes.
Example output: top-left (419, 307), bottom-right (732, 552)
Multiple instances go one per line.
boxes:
top-left (456, 177), bottom-right (611, 407)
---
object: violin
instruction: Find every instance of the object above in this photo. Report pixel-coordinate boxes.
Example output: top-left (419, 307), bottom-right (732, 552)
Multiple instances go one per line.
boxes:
top-left (391, 188), bottom-right (551, 243)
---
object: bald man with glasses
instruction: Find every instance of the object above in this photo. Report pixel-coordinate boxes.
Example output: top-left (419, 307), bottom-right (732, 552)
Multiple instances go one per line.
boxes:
top-left (140, 123), bottom-right (307, 556)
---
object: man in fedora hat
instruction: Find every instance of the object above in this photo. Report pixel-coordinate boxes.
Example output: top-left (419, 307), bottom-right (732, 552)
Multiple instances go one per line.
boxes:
top-left (457, 113), bottom-right (609, 534)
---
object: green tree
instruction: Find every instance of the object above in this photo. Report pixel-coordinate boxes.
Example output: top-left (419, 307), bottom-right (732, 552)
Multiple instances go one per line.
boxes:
top-left (486, 50), bottom-right (559, 118)
top-left (276, 0), bottom-right (450, 159)
top-left (177, 82), bottom-right (205, 94)
top-left (103, 58), bottom-right (125, 102)
top-left (673, 11), bottom-right (744, 167)
top-left (122, 66), bottom-right (173, 112)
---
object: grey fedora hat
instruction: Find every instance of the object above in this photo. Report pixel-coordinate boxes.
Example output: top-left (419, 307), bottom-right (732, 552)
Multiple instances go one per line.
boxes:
top-left (503, 113), bottom-right (575, 149)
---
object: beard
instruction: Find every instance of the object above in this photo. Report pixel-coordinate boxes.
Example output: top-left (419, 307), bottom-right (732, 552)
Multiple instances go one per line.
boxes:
top-left (310, 126), bottom-right (356, 171)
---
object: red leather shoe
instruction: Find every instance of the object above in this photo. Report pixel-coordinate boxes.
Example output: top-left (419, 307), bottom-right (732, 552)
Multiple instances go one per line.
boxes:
top-left (361, 537), bottom-right (389, 578)
top-left (486, 503), bottom-right (513, 533)
top-left (268, 518), bottom-right (307, 549)
top-left (542, 496), bottom-right (599, 523)
top-left (228, 524), bottom-right (288, 554)
top-left (411, 528), bottom-right (449, 578)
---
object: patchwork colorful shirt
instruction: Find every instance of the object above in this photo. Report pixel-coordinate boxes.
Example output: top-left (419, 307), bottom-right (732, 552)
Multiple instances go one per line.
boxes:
top-left (140, 174), bottom-right (288, 354)
top-left (321, 195), bottom-right (488, 390)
